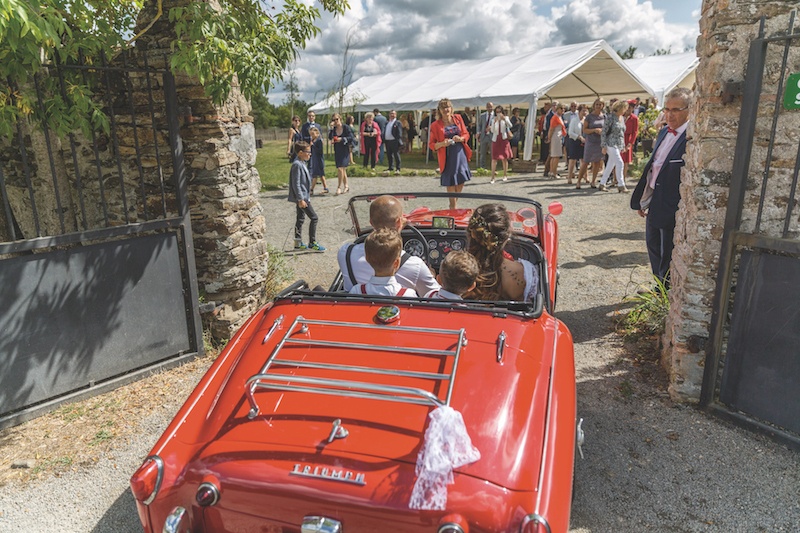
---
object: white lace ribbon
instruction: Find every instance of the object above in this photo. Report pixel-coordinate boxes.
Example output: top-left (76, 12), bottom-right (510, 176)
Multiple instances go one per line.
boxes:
top-left (409, 405), bottom-right (481, 510)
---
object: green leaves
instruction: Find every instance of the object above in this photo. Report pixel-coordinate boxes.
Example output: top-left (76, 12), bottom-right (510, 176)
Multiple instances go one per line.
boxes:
top-left (1, 0), bottom-right (350, 140)
top-left (168, 0), bottom-right (348, 104)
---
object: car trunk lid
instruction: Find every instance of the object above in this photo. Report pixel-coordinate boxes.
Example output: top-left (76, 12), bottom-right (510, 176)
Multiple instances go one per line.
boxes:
top-left (194, 300), bottom-right (554, 492)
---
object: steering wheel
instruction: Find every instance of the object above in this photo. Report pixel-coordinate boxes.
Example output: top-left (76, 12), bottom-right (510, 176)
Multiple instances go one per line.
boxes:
top-left (401, 224), bottom-right (431, 267)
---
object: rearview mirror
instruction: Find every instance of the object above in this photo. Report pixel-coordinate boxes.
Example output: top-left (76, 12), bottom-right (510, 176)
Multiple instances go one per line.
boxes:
top-left (548, 201), bottom-right (563, 216)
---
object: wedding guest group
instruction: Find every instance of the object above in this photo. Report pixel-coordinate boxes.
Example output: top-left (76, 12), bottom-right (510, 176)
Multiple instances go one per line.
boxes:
top-left (294, 88), bottom-right (669, 195)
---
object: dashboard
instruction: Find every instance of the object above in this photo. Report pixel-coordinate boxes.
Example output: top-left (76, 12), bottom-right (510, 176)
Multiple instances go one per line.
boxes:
top-left (403, 228), bottom-right (466, 270)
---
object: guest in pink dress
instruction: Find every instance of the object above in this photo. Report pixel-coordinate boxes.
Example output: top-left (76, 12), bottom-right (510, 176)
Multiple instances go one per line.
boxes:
top-left (490, 106), bottom-right (513, 183)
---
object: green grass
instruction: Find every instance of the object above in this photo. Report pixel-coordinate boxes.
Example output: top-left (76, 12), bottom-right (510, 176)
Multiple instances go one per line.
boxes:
top-left (620, 275), bottom-right (670, 339)
top-left (255, 140), bottom-right (295, 190)
top-left (89, 428), bottom-right (114, 446)
top-left (256, 140), bottom-right (496, 190)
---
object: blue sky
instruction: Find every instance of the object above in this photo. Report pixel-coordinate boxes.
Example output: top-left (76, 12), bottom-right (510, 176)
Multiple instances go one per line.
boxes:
top-left (275, 0), bottom-right (702, 104)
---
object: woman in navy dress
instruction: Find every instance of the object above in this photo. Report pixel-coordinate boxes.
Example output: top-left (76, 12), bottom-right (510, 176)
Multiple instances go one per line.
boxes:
top-left (328, 113), bottom-right (354, 195)
top-left (309, 127), bottom-right (328, 194)
top-left (429, 98), bottom-right (472, 210)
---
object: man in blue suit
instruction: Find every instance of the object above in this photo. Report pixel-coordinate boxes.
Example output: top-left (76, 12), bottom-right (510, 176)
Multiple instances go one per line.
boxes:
top-left (630, 87), bottom-right (692, 288)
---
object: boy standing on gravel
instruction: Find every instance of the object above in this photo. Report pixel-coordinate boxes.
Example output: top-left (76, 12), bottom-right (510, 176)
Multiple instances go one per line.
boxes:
top-left (288, 141), bottom-right (326, 252)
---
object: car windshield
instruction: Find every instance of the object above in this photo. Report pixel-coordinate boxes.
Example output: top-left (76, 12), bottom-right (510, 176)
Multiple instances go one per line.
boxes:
top-left (347, 192), bottom-right (544, 245)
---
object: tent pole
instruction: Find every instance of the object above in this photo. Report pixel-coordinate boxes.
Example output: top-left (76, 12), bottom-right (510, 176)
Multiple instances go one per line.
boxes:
top-left (425, 107), bottom-right (435, 165)
top-left (523, 95), bottom-right (539, 161)
top-left (414, 110), bottom-right (421, 153)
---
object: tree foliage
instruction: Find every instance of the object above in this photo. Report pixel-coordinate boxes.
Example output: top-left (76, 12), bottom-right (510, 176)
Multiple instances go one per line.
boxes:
top-left (250, 90), bottom-right (311, 129)
top-left (617, 45), bottom-right (637, 59)
top-left (0, 0), bottom-right (349, 138)
top-left (0, 0), bottom-right (143, 138)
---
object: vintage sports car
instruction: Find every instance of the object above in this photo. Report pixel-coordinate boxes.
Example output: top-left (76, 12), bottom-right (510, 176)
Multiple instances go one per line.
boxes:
top-left (131, 192), bottom-right (580, 533)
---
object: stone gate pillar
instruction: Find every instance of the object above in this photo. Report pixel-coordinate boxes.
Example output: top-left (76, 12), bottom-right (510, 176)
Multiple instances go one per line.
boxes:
top-left (664, 1), bottom-right (798, 401)
top-left (135, 0), bottom-right (268, 340)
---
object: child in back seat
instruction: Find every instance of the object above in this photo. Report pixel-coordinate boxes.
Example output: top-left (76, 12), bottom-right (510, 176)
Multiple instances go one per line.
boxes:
top-left (350, 229), bottom-right (418, 298)
top-left (425, 251), bottom-right (479, 300)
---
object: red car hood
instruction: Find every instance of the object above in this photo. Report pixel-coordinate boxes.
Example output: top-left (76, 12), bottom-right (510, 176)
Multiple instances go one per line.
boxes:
top-left (182, 299), bottom-right (557, 492)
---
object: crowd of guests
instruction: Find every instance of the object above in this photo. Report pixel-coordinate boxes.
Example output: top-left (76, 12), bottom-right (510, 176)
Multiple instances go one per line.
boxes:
top-left (287, 90), bottom-right (688, 293)
top-left (532, 97), bottom-right (656, 191)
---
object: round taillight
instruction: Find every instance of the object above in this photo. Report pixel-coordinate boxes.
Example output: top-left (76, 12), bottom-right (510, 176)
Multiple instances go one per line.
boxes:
top-left (437, 514), bottom-right (468, 533)
top-left (196, 482), bottom-right (220, 507)
top-left (520, 513), bottom-right (551, 533)
top-left (130, 456), bottom-right (164, 505)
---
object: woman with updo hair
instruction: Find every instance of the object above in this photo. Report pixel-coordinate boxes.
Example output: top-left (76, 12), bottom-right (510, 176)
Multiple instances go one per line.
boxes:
top-left (463, 203), bottom-right (539, 301)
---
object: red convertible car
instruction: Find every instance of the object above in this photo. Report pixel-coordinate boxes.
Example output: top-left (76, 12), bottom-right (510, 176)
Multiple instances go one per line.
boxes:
top-left (131, 192), bottom-right (579, 533)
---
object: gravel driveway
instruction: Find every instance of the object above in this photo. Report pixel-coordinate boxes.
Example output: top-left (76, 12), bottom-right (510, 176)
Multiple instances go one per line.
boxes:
top-left (0, 171), bottom-right (798, 532)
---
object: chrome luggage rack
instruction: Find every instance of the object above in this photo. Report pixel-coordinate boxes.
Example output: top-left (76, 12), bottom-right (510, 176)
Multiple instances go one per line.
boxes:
top-left (245, 315), bottom-right (468, 419)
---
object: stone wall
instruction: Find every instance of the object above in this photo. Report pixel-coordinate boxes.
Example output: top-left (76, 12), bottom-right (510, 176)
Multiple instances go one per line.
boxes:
top-left (133, 0), bottom-right (268, 340)
top-left (664, 1), bottom-right (799, 401)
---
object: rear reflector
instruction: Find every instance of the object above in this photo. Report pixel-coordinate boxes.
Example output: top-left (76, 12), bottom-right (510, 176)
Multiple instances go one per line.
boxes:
top-left (196, 482), bottom-right (220, 507)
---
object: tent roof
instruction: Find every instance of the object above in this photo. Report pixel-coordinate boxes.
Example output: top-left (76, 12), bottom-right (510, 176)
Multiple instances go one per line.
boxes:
top-left (625, 52), bottom-right (699, 106)
top-left (310, 40), bottom-right (654, 114)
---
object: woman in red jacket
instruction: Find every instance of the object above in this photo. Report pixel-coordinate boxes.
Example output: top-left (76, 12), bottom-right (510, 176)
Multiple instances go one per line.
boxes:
top-left (429, 98), bottom-right (473, 210)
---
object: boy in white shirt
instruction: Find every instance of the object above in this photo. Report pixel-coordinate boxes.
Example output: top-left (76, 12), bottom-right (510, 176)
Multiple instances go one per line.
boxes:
top-left (425, 251), bottom-right (479, 300)
top-left (350, 229), bottom-right (418, 297)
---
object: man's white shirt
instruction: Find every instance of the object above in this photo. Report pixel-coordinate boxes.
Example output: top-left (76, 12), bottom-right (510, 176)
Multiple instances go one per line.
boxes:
top-left (385, 119), bottom-right (396, 140)
top-left (338, 243), bottom-right (440, 295)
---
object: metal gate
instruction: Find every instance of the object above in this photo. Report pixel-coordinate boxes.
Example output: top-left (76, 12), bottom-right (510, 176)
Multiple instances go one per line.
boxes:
top-left (0, 52), bottom-right (202, 429)
top-left (701, 13), bottom-right (800, 448)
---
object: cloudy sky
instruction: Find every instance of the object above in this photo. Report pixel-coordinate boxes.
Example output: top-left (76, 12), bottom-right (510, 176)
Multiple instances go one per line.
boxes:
top-left (273, 0), bottom-right (702, 104)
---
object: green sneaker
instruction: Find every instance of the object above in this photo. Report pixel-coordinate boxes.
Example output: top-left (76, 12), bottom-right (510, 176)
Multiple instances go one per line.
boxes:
top-left (294, 240), bottom-right (307, 250)
top-left (308, 241), bottom-right (326, 252)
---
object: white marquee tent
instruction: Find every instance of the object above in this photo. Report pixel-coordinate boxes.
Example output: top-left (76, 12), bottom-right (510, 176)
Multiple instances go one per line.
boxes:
top-left (310, 40), bottom-right (654, 160)
top-left (625, 52), bottom-right (699, 106)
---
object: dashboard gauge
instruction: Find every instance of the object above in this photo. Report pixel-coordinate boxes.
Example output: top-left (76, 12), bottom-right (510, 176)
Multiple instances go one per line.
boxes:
top-left (404, 238), bottom-right (425, 258)
top-left (428, 239), bottom-right (438, 249)
top-left (451, 240), bottom-right (463, 251)
top-left (429, 249), bottom-right (440, 260)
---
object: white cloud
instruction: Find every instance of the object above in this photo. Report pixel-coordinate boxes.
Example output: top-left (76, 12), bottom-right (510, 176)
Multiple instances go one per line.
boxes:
top-left (269, 0), bottom-right (699, 105)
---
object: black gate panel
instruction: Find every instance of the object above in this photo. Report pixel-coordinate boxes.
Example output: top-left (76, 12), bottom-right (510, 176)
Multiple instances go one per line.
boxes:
top-left (0, 56), bottom-right (202, 428)
top-left (719, 250), bottom-right (800, 434)
top-left (702, 14), bottom-right (800, 447)
top-left (0, 232), bottom-right (191, 416)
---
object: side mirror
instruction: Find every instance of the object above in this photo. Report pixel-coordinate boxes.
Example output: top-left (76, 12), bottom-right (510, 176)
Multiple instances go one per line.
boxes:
top-left (548, 201), bottom-right (563, 216)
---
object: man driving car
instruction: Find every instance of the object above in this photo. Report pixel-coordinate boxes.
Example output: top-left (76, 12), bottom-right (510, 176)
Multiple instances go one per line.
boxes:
top-left (337, 195), bottom-right (440, 295)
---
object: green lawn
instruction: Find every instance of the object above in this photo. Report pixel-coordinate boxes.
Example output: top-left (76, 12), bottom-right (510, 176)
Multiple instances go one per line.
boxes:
top-left (254, 140), bottom-right (296, 190)
top-left (255, 140), bottom-right (490, 190)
